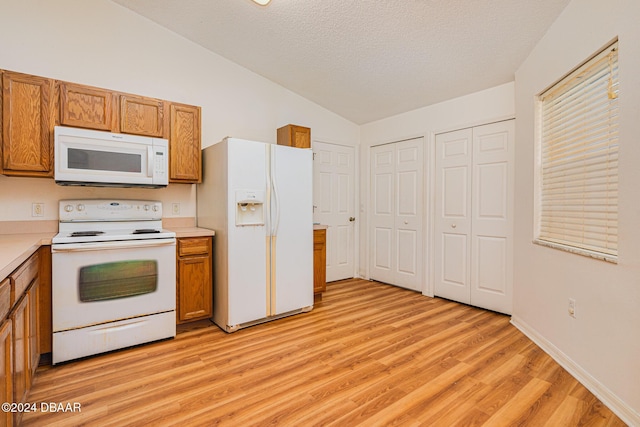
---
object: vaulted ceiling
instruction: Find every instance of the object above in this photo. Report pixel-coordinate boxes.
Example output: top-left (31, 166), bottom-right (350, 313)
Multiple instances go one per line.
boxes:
top-left (111, 0), bottom-right (571, 124)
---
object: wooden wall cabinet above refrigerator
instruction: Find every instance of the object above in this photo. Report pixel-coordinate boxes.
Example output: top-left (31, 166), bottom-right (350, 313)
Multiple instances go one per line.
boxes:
top-left (277, 124), bottom-right (311, 149)
top-left (0, 69), bottom-right (202, 183)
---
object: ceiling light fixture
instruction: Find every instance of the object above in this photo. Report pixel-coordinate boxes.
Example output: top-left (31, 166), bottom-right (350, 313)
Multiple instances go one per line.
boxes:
top-left (252, 0), bottom-right (271, 5)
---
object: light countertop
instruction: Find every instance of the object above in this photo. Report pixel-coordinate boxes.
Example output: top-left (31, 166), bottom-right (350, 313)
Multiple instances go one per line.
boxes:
top-left (168, 227), bottom-right (215, 238)
top-left (0, 233), bottom-right (54, 283)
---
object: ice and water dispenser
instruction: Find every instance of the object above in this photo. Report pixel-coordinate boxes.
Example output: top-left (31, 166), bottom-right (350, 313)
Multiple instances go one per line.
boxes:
top-left (235, 190), bottom-right (265, 226)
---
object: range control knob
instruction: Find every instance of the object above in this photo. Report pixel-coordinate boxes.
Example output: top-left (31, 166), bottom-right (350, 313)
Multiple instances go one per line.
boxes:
top-left (144, 205), bottom-right (150, 211)
top-left (77, 204), bottom-right (85, 212)
top-left (64, 205), bottom-right (74, 213)
top-left (152, 205), bottom-right (159, 212)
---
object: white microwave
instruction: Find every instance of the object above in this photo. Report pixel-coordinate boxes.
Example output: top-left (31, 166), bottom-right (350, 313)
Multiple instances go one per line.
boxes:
top-left (54, 126), bottom-right (168, 188)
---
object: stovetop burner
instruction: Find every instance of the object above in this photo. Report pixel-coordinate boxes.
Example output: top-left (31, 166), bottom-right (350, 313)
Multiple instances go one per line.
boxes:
top-left (69, 231), bottom-right (105, 237)
top-left (132, 229), bottom-right (161, 234)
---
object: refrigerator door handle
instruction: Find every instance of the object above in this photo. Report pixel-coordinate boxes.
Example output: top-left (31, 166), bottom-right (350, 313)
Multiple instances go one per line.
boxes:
top-left (271, 147), bottom-right (280, 236)
top-left (265, 144), bottom-right (272, 236)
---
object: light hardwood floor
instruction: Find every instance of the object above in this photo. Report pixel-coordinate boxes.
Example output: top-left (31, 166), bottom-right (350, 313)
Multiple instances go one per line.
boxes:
top-left (22, 279), bottom-right (625, 426)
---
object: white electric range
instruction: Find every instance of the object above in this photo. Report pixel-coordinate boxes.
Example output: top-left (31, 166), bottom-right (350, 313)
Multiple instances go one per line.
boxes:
top-left (51, 199), bottom-right (176, 364)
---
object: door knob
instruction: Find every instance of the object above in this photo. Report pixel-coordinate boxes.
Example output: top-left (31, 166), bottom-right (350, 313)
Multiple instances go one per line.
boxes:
top-left (349, 217), bottom-right (356, 222)
top-left (451, 223), bottom-right (457, 229)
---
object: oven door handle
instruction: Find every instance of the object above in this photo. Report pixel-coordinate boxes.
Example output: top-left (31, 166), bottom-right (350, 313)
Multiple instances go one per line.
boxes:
top-left (52, 238), bottom-right (176, 252)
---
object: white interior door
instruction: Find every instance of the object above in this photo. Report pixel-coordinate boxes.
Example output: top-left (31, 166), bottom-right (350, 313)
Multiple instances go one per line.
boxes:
top-left (434, 129), bottom-right (472, 304)
top-left (313, 142), bottom-right (356, 282)
top-left (370, 138), bottom-right (423, 291)
top-left (470, 121), bottom-right (513, 314)
top-left (434, 120), bottom-right (514, 314)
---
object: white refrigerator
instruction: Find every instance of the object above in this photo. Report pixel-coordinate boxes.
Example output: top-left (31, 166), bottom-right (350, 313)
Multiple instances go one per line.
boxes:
top-left (197, 138), bottom-right (314, 332)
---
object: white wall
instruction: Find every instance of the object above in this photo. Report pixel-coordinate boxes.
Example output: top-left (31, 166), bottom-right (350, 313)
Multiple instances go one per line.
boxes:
top-left (0, 0), bottom-right (358, 222)
top-left (513, 0), bottom-right (640, 423)
top-left (359, 83), bottom-right (515, 286)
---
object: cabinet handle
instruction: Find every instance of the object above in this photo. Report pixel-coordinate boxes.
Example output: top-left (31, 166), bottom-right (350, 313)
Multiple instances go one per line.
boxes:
top-left (451, 223), bottom-right (457, 229)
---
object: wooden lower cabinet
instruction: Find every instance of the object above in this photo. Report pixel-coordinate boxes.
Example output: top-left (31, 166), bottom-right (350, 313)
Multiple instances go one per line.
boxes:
top-left (27, 280), bottom-right (39, 380)
top-left (176, 237), bottom-right (213, 323)
top-left (38, 246), bottom-right (51, 355)
top-left (10, 295), bottom-right (28, 407)
top-left (0, 249), bottom-right (41, 426)
top-left (313, 228), bottom-right (327, 295)
top-left (0, 319), bottom-right (13, 427)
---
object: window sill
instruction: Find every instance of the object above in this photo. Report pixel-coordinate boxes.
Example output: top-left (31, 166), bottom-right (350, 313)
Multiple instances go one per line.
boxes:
top-left (532, 239), bottom-right (618, 264)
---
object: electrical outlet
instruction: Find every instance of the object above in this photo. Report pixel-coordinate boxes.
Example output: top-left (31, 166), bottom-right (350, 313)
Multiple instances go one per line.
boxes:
top-left (172, 203), bottom-right (180, 215)
top-left (32, 203), bottom-right (44, 217)
top-left (568, 298), bottom-right (576, 318)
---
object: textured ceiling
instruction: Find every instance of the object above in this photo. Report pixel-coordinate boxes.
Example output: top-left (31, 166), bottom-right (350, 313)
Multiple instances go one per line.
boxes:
top-left (111, 0), bottom-right (570, 124)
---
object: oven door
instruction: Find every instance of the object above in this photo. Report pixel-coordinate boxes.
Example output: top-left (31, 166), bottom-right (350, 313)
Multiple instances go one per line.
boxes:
top-left (52, 238), bottom-right (176, 332)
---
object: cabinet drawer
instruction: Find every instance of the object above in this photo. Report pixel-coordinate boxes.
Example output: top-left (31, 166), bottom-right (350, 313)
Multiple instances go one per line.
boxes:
top-left (313, 229), bottom-right (326, 248)
top-left (178, 238), bottom-right (210, 257)
top-left (10, 252), bottom-right (39, 306)
top-left (0, 279), bottom-right (10, 320)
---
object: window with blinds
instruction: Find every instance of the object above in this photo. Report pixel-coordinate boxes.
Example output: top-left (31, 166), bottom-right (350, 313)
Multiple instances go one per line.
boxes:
top-left (536, 41), bottom-right (619, 262)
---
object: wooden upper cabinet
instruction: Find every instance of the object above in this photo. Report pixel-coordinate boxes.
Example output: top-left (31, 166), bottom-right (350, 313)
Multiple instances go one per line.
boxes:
top-left (1, 71), bottom-right (55, 176)
top-left (1, 69), bottom-right (202, 182)
top-left (59, 82), bottom-right (116, 131)
top-left (120, 95), bottom-right (165, 137)
top-left (277, 124), bottom-right (311, 149)
top-left (169, 103), bottom-right (201, 183)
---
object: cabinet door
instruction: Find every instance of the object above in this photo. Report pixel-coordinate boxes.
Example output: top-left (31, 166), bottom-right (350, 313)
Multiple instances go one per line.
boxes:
top-left (27, 280), bottom-right (39, 381)
top-left (177, 255), bottom-right (212, 323)
top-left (177, 237), bottom-right (212, 323)
top-left (10, 296), bottom-right (28, 405)
top-left (0, 319), bottom-right (13, 427)
top-left (277, 124), bottom-right (311, 148)
top-left (313, 229), bottom-right (327, 293)
top-left (120, 95), bottom-right (165, 137)
top-left (1, 71), bottom-right (55, 176)
top-left (59, 82), bottom-right (116, 131)
top-left (169, 103), bottom-right (201, 183)
top-left (38, 245), bottom-right (52, 355)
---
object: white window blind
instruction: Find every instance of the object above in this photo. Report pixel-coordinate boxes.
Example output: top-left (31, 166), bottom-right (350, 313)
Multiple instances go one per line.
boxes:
top-left (537, 41), bottom-right (619, 261)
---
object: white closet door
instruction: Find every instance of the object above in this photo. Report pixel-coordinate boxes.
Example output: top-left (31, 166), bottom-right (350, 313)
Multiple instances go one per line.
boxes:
top-left (434, 120), bottom-right (513, 314)
top-left (470, 121), bottom-right (514, 314)
top-left (370, 139), bottom-right (423, 291)
top-left (313, 142), bottom-right (356, 282)
top-left (434, 129), bottom-right (473, 304)
top-left (370, 144), bottom-right (396, 285)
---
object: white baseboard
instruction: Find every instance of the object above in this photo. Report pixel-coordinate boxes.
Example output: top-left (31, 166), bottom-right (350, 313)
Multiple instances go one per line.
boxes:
top-left (510, 316), bottom-right (640, 427)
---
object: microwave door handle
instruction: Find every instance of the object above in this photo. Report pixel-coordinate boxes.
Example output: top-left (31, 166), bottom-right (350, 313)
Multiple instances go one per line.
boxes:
top-left (147, 146), bottom-right (154, 177)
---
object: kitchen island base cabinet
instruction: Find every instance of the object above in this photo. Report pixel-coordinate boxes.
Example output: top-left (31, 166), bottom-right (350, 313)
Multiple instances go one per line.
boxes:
top-left (176, 237), bottom-right (213, 324)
